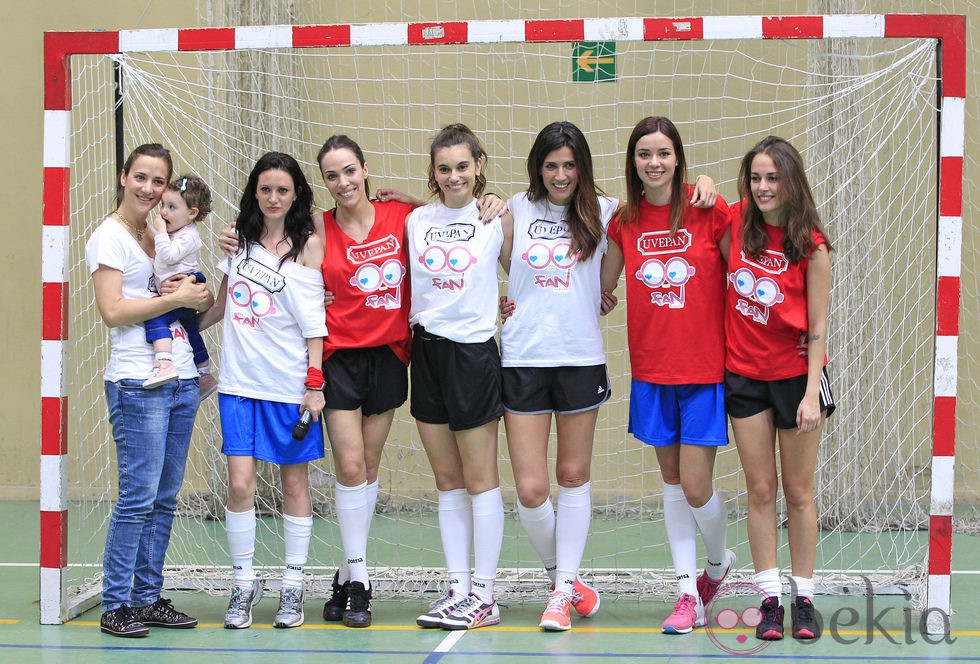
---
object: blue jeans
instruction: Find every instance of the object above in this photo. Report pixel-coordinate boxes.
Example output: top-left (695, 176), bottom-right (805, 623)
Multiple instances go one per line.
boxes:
top-left (102, 378), bottom-right (199, 611)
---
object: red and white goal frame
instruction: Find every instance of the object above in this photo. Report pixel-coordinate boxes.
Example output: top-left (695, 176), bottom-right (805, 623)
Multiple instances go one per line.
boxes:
top-left (40, 14), bottom-right (965, 628)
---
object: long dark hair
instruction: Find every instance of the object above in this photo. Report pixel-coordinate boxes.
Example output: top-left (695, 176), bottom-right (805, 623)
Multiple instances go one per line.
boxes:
top-left (621, 116), bottom-right (687, 236)
top-left (426, 123), bottom-right (487, 201)
top-left (737, 136), bottom-right (833, 263)
top-left (236, 152), bottom-right (315, 266)
top-left (116, 143), bottom-right (173, 205)
top-left (526, 121), bottom-right (604, 261)
top-left (316, 134), bottom-right (371, 200)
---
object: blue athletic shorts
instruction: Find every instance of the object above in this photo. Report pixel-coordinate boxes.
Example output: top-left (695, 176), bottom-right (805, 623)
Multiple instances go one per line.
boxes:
top-left (219, 394), bottom-right (325, 465)
top-left (628, 380), bottom-right (728, 447)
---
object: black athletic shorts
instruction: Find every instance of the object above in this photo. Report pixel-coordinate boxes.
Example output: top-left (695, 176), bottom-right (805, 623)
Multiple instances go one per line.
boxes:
top-left (323, 345), bottom-right (408, 416)
top-left (724, 367), bottom-right (836, 430)
top-left (502, 364), bottom-right (611, 415)
top-left (410, 325), bottom-right (503, 431)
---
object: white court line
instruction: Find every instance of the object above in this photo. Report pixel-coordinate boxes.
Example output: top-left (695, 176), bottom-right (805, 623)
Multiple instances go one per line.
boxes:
top-left (432, 629), bottom-right (466, 654)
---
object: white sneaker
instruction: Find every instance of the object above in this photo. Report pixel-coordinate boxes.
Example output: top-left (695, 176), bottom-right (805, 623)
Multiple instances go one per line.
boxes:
top-left (273, 585), bottom-right (305, 628)
top-left (440, 593), bottom-right (500, 630)
top-left (416, 591), bottom-right (466, 628)
top-left (224, 579), bottom-right (262, 629)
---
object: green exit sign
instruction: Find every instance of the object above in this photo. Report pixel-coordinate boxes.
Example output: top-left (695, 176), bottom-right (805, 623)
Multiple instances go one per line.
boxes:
top-left (573, 41), bottom-right (616, 82)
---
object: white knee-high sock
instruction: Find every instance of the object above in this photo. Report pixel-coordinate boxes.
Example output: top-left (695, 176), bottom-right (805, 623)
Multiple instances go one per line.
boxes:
top-left (438, 488), bottom-right (473, 597)
top-left (365, 479), bottom-right (379, 533)
top-left (554, 482), bottom-right (591, 596)
top-left (516, 497), bottom-right (557, 584)
top-left (663, 482), bottom-right (698, 598)
top-left (471, 487), bottom-right (504, 602)
top-left (690, 491), bottom-right (728, 579)
top-left (338, 480), bottom-right (378, 584)
top-left (335, 481), bottom-right (370, 587)
top-left (755, 568), bottom-right (783, 604)
top-left (225, 507), bottom-right (256, 586)
top-left (282, 513), bottom-right (313, 589)
top-left (791, 575), bottom-right (814, 600)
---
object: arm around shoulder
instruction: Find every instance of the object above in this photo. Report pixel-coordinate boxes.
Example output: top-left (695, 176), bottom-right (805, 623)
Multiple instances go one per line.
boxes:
top-left (300, 232), bottom-right (326, 270)
top-left (600, 237), bottom-right (625, 294)
top-left (497, 211), bottom-right (515, 274)
top-left (198, 274), bottom-right (229, 331)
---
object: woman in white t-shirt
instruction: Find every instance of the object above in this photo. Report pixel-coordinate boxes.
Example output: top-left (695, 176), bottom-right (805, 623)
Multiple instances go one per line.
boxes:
top-left (409, 124), bottom-right (514, 631)
top-left (497, 122), bottom-right (617, 632)
top-left (86, 143), bottom-right (211, 638)
top-left (200, 152), bottom-right (328, 631)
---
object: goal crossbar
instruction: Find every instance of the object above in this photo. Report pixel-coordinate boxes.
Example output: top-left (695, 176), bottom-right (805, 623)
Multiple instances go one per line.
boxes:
top-left (40, 14), bottom-right (965, 633)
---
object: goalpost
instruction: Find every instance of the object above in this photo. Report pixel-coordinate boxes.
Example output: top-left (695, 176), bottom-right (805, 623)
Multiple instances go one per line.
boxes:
top-left (40, 14), bottom-right (965, 633)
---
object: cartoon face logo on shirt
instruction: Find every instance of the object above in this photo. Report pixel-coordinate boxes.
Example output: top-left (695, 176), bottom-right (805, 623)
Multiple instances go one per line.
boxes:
top-left (635, 256), bottom-right (695, 309)
top-left (419, 244), bottom-right (477, 291)
top-left (349, 258), bottom-right (405, 310)
top-left (731, 267), bottom-right (785, 324)
top-left (523, 241), bottom-right (578, 291)
top-left (229, 280), bottom-right (277, 328)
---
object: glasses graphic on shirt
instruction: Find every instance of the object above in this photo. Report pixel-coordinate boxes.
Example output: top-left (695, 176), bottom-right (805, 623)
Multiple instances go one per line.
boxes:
top-left (636, 256), bottom-right (695, 288)
top-left (730, 268), bottom-right (785, 306)
top-left (229, 281), bottom-right (277, 317)
top-left (523, 242), bottom-right (578, 270)
top-left (350, 259), bottom-right (406, 292)
top-left (419, 245), bottom-right (477, 273)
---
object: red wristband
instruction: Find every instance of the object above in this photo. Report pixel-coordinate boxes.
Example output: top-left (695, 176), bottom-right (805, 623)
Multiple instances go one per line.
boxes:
top-left (305, 366), bottom-right (325, 389)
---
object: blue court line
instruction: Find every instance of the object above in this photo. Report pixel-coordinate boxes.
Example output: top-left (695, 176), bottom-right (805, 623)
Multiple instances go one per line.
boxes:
top-left (2, 644), bottom-right (979, 661)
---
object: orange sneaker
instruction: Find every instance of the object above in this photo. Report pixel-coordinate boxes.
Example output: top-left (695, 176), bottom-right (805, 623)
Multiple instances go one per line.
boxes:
top-left (571, 577), bottom-right (600, 618)
top-left (539, 591), bottom-right (573, 631)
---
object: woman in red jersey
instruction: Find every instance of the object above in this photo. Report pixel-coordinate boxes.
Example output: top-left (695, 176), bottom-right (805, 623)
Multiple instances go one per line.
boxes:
top-left (724, 136), bottom-right (835, 642)
top-left (602, 117), bottom-right (735, 636)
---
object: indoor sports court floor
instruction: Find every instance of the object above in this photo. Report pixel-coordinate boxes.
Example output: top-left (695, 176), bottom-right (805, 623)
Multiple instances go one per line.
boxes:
top-left (3, 501), bottom-right (980, 663)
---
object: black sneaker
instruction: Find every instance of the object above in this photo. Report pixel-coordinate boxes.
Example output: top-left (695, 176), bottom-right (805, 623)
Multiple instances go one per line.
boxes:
top-left (791, 596), bottom-right (821, 639)
top-left (322, 570), bottom-right (349, 622)
top-left (342, 581), bottom-right (372, 628)
top-left (755, 596), bottom-right (784, 640)
top-left (100, 605), bottom-right (149, 638)
top-left (133, 597), bottom-right (198, 628)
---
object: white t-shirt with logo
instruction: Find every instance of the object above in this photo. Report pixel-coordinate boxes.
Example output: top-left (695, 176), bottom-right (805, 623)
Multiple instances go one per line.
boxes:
top-left (217, 243), bottom-right (328, 404)
top-left (407, 199), bottom-right (504, 343)
top-left (501, 193), bottom-right (617, 367)
top-left (85, 217), bottom-right (197, 381)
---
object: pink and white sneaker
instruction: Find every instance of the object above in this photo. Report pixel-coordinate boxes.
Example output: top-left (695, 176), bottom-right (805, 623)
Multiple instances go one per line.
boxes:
top-left (661, 593), bottom-right (704, 634)
top-left (440, 593), bottom-right (500, 630)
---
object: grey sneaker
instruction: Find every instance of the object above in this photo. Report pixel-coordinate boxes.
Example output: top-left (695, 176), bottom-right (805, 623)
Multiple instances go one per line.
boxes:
top-left (224, 579), bottom-right (263, 629)
top-left (274, 585), bottom-right (305, 628)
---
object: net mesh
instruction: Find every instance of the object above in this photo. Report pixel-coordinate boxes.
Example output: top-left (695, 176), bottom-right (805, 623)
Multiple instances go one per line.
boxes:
top-left (62, 24), bottom-right (940, 606)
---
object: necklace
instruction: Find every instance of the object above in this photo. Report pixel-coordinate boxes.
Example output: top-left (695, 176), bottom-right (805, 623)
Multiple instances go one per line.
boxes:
top-left (116, 209), bottom-right (147, 241)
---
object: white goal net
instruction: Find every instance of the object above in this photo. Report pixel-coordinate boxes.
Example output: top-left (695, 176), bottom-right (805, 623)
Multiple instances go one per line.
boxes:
top-left (55, 17), bottom-right (948, 619)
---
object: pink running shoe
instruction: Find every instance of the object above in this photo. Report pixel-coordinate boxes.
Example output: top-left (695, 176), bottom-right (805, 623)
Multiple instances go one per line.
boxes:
top-left (661, 593), bottom-right (704, 634)
top-left (696, 549), bottom-right (736, 606)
